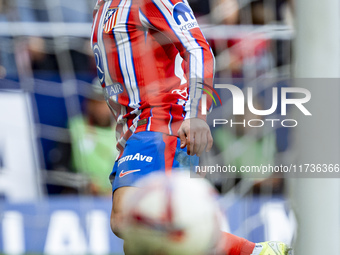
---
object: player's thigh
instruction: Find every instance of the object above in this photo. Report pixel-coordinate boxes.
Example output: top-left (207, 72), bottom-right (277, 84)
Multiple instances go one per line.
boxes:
top-left (112, 132), bottom-right (171, 191)
top-left (110, 186), bottom-right (138, 237)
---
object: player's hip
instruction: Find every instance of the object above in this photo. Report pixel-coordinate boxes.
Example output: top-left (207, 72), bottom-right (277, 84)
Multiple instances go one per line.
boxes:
top-left (110, 131), bottom-right (199, 192)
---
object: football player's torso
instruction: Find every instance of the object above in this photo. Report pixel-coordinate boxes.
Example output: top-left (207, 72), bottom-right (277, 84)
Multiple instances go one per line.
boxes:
top-left (92, 0), bottom-right (184, 109)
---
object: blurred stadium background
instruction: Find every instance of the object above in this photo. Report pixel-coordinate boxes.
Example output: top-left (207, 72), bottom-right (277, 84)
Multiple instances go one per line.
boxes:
top-left (0, 0), bottom-right (339, 254)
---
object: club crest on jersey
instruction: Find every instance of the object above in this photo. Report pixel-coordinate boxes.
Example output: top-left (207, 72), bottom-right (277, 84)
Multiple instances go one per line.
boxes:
top-left (103, 8), bottom-right (119, 33)
top-left (172, 3), bottom-right (198, 32)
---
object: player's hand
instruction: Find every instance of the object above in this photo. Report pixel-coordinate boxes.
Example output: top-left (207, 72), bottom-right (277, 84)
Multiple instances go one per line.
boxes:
top-left (178, 118), bottom-right (213, 156)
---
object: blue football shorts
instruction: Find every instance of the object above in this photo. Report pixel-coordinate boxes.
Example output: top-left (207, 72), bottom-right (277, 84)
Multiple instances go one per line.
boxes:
top-left (109, 131), bottom-right (199, 193)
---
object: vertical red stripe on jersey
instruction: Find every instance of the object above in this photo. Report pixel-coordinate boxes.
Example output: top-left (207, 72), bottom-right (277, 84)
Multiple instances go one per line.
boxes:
top-left (167, 0), bottom-right (177, 6)
top-left (162, 134), bottom-right (177, 176)
top-left (113, 9), bottom-right (119, 26)
top-left (102, 9), bottom-right (126, 100)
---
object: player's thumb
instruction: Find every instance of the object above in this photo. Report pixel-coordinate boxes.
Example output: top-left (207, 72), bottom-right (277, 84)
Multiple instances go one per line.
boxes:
top-left (178, 129), bottom-right (187, 148)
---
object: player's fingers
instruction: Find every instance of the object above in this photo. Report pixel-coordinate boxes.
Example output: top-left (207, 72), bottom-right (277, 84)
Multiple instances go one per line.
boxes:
top-left (187, 131), bottom-right (194, 155)
top-left (206, 131), bottom-right (213, 152)
top-left (197, 132), bottom-right (207, 157)
top-left (193, 131), bottom-right (202, 156)
top-left (178, 129), bottom-right (187, 149)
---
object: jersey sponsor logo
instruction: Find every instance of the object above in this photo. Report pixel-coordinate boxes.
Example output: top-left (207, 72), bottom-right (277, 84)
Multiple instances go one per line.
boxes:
top-left (103, 8), bottom-right (119, 33)
top-left (119, 169), bottom-right (141, 178)
top-left (118, 153), bottom-right (153, 166)
top-left (105, 83), bottom-right (124, 97)
top-left (172, 3), bottom-right (198, 32)
top-left (93, 44), bottom-right (105, 84)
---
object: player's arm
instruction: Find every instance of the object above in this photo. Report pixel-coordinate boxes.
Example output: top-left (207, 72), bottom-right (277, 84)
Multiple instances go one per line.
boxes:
top-left (139, 0), bottom-right (214, 156)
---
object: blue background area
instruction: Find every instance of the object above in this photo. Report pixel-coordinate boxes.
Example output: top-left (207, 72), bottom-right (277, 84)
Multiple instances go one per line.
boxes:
top-left (0, 196), bottom-right (291, 254)
top-left (0, 197), bottom-right (124, 254)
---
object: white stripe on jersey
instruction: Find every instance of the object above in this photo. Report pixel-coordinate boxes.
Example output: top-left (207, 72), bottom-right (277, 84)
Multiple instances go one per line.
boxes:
top-left (97, 1), bottom-right (115, 90)
top-left (186, 49), bottom-right (204, 118)
top-left (174, 53), bottom-right (187, 85)
top-left (147, 108), bottom-right (153, 131)
top-left (131, 114), bottom-right (140, 133)
top-left (152, 0), bottom-right (204, 118)
top-left (113, 0), bottom-right (140, 109)
top-left (118, 137), bottom-right (127, 149)
top-left (168, 108), bottom-right (173, 135)
top-left (119, 105), bottom-right (129, 135)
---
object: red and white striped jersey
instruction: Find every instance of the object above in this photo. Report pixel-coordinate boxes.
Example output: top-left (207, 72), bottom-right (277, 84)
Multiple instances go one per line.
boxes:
top-left (91, 0), bottom-right (214, 153)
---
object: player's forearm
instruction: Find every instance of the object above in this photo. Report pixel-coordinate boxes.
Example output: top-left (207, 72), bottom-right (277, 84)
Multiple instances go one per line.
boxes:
top-left (184, 46), bottom-right (215, 120)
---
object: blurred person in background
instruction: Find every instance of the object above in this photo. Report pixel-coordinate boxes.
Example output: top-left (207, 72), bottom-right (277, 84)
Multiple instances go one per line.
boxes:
top-left (48, 79), bottom-right (117, 196)
top-left (189, 0), bottom-right (239, 25)
top-left (0, 0), bottom-right (9, 20)
top-left (69, 78), bottom-right (118, 196)
top-left (190, 0), bottom-right (273, 78)
top-left (190, 0), bottom-right (292, 78)
top-left (0, 0), bottom-right (17, 78)
top-left (210, 0), bottom-right (239, 25)
top-left (208, 99), bottom-right (283, 194)
top-left (26, 36), bottom-right (59, 73)
top-left (218, 0), bottom-right (275, 78)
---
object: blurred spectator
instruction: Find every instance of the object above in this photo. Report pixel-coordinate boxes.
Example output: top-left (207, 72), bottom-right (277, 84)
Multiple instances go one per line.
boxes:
top-left (249, 0), bottom-right (274, 25)
top-left (214, 100), bottom-right (276, 174)
top-left (207, 99), bottom-right (283, 194)
top-left (24, 36), bottom-right (95, 78)
top-left (189, 0), bottom-right (239, 25)
top-left (69, 78), bottom-right (118, 196)
top-left (0, 1), bottom-right (16, 78)
top-left (209, 0), bottom-right (275, 77)
top-left (226, 36), bottom-right (273, 77)
top-left (14, 0), bottom-right (92, 23)
top-left (47, 79), bottom-right (117, 196)
top-left (210, 0), bottom-right (239, 25)
top-left (27, 36), bottom-right (58, 72)
top-left (190, 0), bottom-right (292, 78)
top-left (15, 0), bottom-right (48, 22)
top-left (0, 0), bottom-right (96, 79)
top-left (0, 0), bottom-right (9, 18)
top-left (189, 0), bottom-right (211, 22)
